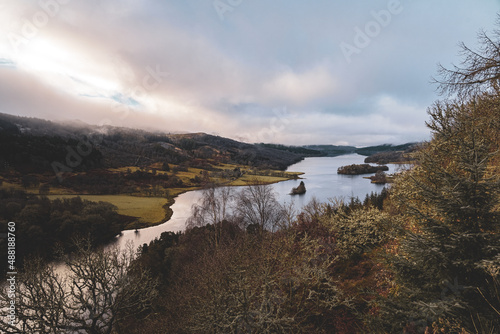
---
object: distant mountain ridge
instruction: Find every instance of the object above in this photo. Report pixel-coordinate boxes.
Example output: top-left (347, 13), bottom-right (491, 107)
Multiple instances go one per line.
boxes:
top-left (302, 145), bottom-right (356, 157)
top-left (0, 113), bottom-right (305, 174)
top-left (301, 143), bottom-right (419, 160)
top-left (0, 113), bottom-right (420, 175)
top-left (355, 143), bottom-right (418, 156)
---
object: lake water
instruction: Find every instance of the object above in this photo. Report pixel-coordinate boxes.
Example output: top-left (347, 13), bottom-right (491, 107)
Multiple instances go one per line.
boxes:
top-left (270, 153), bottom-right (398, 207)
top-left (113, 154), bottom-right (399, 250)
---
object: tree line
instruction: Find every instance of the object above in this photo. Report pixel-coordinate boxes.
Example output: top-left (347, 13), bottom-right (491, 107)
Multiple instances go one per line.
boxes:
top-left (0, 190), bottom-right (127, 277)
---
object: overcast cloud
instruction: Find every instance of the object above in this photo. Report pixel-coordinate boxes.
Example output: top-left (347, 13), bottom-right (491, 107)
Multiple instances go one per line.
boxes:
top-left (0, 0), bottom-right (499, 145)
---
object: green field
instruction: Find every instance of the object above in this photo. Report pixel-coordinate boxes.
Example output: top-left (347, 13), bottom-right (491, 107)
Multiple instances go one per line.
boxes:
top-left (2, 162), bottom-right (302, 229)
top-left (45, 194), bottom-right (170, 226)
top-left (228, 174), bottom-right (300, 186)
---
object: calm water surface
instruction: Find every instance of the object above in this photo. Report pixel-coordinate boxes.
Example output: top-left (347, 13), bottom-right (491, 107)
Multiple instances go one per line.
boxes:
top-left (113, 154), bottom-right (399, 249)
top-left (271, 154), bottom-right (398, 207)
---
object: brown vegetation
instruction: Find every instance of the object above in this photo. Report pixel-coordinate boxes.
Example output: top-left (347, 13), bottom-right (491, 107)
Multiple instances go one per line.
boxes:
top-left (337, 163), bottom-right (389, 175)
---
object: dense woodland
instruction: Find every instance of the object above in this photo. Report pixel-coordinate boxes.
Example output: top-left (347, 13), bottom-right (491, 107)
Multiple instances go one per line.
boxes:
top-left (0, 189), bottom-right (129, 277)
top-left (1, 23), bottom-right (500, 334)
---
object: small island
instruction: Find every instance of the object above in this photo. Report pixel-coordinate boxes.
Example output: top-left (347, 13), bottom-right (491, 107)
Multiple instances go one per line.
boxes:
top-left (366, 170), bottom-right (389, 184)
top-left (290, 181), bottom-right (306, 195)
top-left (337, 163), bottom-right (389, 175)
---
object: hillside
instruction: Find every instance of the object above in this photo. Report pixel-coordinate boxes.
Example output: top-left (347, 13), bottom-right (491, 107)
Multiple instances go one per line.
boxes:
top-left (0, 113), bottom-right (305, 175)
top-left (300, 143), bottom-right (420, 162)
top-left (358, 143), bottom-right (419, 164)
top-left (354, 143), bottom-right (417, 156)
top-left (302, 144), bottom-right (356, 156)
top-left (0, 113), bottom-right (422, 174)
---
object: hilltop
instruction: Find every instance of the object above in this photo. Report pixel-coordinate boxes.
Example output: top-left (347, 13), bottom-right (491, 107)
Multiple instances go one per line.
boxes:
top-left (0, 113), bottom-right (307, 228)
top-left (0, 113), bottom-right (307, 174)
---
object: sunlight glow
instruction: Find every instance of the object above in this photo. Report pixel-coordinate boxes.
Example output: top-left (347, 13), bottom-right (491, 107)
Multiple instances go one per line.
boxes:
top-left (15, 38), bottom-right (120, 95)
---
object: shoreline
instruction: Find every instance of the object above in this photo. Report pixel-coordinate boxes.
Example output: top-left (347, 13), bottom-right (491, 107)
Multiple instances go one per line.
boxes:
top-left (121, 170), bottom-right (305, 231)
top-left (37, 170), bottom-right (305, 232)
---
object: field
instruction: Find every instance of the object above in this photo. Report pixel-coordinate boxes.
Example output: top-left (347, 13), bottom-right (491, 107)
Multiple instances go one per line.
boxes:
top-left (45, 194), bottom-right (171, 227)
top-left (1, 162), bottom-right (303, 229)
top-left (228, 174), bottom-right (299, 186)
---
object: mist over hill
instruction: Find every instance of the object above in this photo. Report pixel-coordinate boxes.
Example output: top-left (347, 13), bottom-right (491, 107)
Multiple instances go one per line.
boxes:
top-left (0, 112), bottom-right (421, 179)
top-left (0, 113), bottom-right (306, 173)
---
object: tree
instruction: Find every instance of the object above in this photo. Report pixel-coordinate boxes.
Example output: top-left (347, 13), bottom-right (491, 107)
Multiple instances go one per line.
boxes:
top-left (0, 241), bottom-right (158, 334)
top-left (323, 206), bottom-right (389, 261)
top-left (234, 181), bottom-right (284, 234)
top-left (166, 221), bottom-right (347, 333)
top-left (161, 162), bottom-right (170, 172)
top-left (381, 97), bottom-right (500, 332)
top-left (373, 20), bottom-right (500, 332)
top-left (21, 175), bottom-right (38, 189)
top-left (434, 16), bottom-right (500, 97)
top-left (186, 184), bottom-right (234, 247)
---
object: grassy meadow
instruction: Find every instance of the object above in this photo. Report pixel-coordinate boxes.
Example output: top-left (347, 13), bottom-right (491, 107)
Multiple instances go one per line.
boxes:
top-left (1, 162), bottom-right (303, 229)
top-left (45, 194), bottom-right (171, 228)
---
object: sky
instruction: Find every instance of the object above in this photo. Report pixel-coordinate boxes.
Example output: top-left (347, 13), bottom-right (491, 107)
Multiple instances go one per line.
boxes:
top-left (0, 0), bottom-right (499, 146)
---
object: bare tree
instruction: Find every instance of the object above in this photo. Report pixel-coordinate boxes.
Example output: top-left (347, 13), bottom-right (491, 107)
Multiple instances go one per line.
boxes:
top-left (433, 16), bottom-right (500, 97)
top-left (301, 197), bottom-right (324, 221)
top-left (278, 201), bottom-right (298, 230)
top-left (0, 258), bottom-right (68, 333)
top-left (187, 181), bottom-right (289, 239)
top-left (176, 220), bottom-right (347, 334)
top-left (0, 241), bottom-right (158, 334)
top-left (186, 184), bottom-right (234, 247)
top-left (235, 181), bottom-right (284, 234)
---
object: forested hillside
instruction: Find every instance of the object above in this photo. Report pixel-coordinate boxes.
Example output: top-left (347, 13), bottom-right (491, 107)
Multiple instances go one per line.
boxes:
top-left (0, 113), bottom-right (305, 174)
top-left (0, 189), bottom-right (128, 277)
top-left (0, 115), bottom-right (306, 206)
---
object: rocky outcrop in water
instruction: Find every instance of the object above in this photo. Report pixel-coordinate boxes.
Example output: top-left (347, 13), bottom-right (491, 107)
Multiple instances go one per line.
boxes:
top-left (291, 181), bottom-right (306, 195)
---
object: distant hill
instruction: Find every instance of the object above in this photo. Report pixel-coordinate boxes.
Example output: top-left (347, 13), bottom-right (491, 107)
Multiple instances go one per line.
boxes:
top-left (302, 145), bottom-right (356, 157)
top-left (359, 143), bottom-right (420, 164)
top-left (0, 113), bottom-right (423, 175)
top-left (163, 133), bottom-right (305, 170)
top-left (354, 143), bottom-right (418, 156)
top-left (257, 143), bottom-right (325, 157)
top-left (0, 114), bottom-right (104, 174)
top-left (0, 113), bottom-right (306, 174)
top-left (300, 142), bottom-right (421, 164)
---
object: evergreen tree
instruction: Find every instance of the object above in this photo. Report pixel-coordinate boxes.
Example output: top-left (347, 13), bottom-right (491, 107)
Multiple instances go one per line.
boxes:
top-left (380, 96), bottom-right (500, 332)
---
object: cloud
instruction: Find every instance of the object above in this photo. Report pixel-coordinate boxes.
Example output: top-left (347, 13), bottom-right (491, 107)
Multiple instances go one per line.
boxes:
top-left (264, 106), bottom-right (429, 146)
top-left (262, 64), bottom-right (338, 106)
top-left (0, 0), bottom-right (499, 145)
top-left (0, 58), bottom-right (15, 68)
